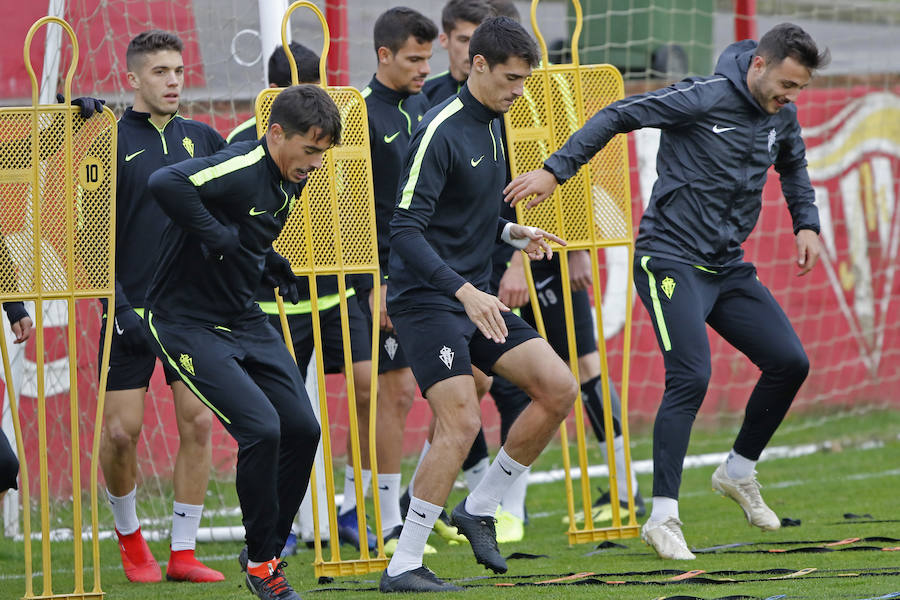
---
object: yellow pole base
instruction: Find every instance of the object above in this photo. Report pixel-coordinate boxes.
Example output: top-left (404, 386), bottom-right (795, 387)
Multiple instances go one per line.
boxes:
top-left (314, 557), bottom-right (389, 578)
top-left (567, 524), bottom-right (641, 545)
top-left (23, 593), bottom-right (104, 600)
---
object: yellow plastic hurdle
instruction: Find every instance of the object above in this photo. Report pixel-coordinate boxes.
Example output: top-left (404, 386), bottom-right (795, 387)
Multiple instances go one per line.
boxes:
top-left (503, 0), bottom-right (639, 544)
top-left (253, 1), bottom-right (386, 577)
top-left (0, 17), bottom-right (115, 600)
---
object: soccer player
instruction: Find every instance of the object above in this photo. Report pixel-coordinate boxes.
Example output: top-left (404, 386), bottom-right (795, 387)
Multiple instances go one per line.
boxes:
top-left (423, 0), bottom-right (494, 105)
top-left (98, 30), bottom-right (226, 583)
top-left (358, 7), bottom-right (439, 555)
top-left (145, 84), bottom-right (339, 600)
top-left (505, 23), bottom-right (828, 560)
top-left (228, 42), bottom-right (376, 555)
top-left (379, 17), bottom-right (578, 592)
top-left (0, 300), bottom-right (32, 504)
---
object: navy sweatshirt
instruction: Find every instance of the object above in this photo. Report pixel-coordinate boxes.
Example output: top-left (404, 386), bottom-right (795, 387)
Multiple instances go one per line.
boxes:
top-left (388, 84), bottom-right (510, 314)
top-left (422, 71), bottom-right (465, 107)
top-left (147, 137), bottom-right (305, 324)
top-left (114, 109), bottom-right (225, 313)
top-left (543, 40), bottom-right (819, 267)
top-left (362, 75), bottom-right (431, 288)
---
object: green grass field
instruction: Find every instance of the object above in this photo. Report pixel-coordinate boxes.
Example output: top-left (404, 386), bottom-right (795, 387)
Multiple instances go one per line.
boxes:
top-left (1, 407), bottom-right (897, 600)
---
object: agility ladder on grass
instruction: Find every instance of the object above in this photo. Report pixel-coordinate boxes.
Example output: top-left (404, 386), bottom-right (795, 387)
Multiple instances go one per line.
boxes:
top-left (1, 17), bottom-right (116, 600)
top-left (503, 0), bottom-right (639, 544)
top-left (254, 1), bottom-right (385, 577)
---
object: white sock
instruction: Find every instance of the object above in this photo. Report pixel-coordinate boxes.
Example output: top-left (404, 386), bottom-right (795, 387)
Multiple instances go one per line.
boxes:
top-left (463, 456), bottom-right (489, 492)
top-left (377, 473), bottom-right (403, 534)
top-left (171, 501), bottom-right (202, 551)
top-left (499, 466), bottom-right (529, 520)
top-left (407, 440), bottom-right (430, 497)
top-left (107, 486), bottom-right (140, 536)
top-left (385, 496), bottom-right (441, 576)
top-left (649, 496), bottom-right (679, 523)
top-left (725, 449), bottom-right (756, 480)
top-left (340, 467), bottom-right (371, 515)
top-left (465, 447), bottom-right (528, 517)
top-left (605, 435), bottom-right (638, 504)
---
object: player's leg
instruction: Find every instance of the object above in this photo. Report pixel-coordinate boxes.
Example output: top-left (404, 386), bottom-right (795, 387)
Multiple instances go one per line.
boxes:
top-left (0, 430), bottom-right (19, 504)
top-left (97, 313), bottom-right (160, 582)
top-left (706, 264), bottom-right (809, 531)
top-left (452, 315), bottom-right (576, 572)
top-left (488, 375), bottom-right (530, 542)
top-left (634, 256), bottom-right (718, 559)
top-left (166, 379), bottom-right (222, 582)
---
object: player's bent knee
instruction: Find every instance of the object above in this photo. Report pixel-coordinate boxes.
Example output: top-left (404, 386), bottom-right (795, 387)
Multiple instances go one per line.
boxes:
top-left (185, 409), bottom-right (214, 446)
top-left (102, 422), bottom-right (140, 453)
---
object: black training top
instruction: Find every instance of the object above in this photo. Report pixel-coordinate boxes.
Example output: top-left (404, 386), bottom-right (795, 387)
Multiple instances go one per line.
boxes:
top-left (114, 108), bottom-right (225, 313)
top-left (362, 75), bottom-right (431, 286)
top-left (388, 84), bottom-right (510, 314)
top-left (422, 71), bottom-right (465, 106)
top-left (147, 137), bottom-right (305, 325)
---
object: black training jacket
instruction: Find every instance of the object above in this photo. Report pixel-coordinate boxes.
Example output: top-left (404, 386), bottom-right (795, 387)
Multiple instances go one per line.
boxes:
top-left (114, 109), bottom-right (225, 312)
top-left (543, 40), bottom-right (819, 268)
top-left (147, 137), bottom-right (305, 324)
top-left (388, 84), bottom-right (510, 314)
top-left (422, 70), bottom-right (464, 107)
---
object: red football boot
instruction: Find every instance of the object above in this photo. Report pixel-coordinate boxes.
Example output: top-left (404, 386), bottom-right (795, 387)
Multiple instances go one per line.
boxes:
top-left (166, 548), bottom-right (225, 582)
top-left (115, 528), bottom-right (161, 583)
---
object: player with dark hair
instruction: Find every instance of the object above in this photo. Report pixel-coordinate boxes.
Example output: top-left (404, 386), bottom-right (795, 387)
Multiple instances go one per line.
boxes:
top-left (379, 17), bottom-right (578, 592)
top-left (506, 22), bottom-right (828, 560)
top-left (145, 84), bottom-right (340, 600)
top-left (423, 0), bottom-right (495, 105)
top-left (355, 6), bottom-right (439, 555)
top-left (98, 29), bottom-right (226, 583)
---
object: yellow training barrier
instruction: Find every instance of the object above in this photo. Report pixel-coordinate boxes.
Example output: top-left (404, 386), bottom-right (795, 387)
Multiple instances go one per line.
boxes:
top-left (254, 1), bottom-right (385, 577)
top-left (1, 17), bottom-right (115, 599)
top-left (503, 0), bottom-right (639, 544)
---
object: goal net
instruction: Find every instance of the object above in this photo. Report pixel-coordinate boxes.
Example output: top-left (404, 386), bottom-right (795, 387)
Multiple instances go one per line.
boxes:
top-left (1, 0), bottom-right (897, 545)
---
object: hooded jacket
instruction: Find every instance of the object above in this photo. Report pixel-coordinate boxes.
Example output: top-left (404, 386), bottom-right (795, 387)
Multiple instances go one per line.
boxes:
top-left (543, 40), bottom-right (819, 267)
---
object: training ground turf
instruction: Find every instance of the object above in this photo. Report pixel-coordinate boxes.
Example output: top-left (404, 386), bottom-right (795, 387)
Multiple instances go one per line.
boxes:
top-left (1, 407), bottom-right (897, 600)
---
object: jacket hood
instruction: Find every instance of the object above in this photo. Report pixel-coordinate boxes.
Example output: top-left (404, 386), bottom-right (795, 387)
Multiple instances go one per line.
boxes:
top-left (714, 39), bottom-right (766, 113)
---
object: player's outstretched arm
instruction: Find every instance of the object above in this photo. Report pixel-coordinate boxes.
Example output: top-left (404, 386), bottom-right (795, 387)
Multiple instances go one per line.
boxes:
top-left (795, 228), bottom-right (820, 276)
top-left (455, 283), bottom-right (510, 344)
top-left (501, 222), bottom-right (566, 260)
top-left (503, 168), bottom-right (558, 208)
top-left (2, 303), bottom-right (32, 344)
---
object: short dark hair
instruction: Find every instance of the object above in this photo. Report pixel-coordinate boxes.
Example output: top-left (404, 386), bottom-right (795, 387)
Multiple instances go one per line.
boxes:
top-left (756, 23), bottom-right (830, 72)
top-left (441, 0), bottom-right (494, 34)
top-left (269, 85), bottom-right (341, 145)
top-left (469, 16), bottom-right (539, 69)
top-left (373, 7), bottom-right (438, 55)
top-left (485, 0), bottom-right (520, 21)
top-left (126, 30), bottom-right (183, 71)
top-left (268, 42), bottom-right (320, 86)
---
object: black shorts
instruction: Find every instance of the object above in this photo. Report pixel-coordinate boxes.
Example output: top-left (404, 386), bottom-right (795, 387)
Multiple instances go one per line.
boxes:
top-left (265, 294), bottom-right (371, 376)
top-left (392, 308), bottom-right (540, 395)
top-left (521, 261), bottom-right (596, 361)
top-left (99, 310), bottom-right (178, 390)
top-left (356, 293), bottom-right (409, 374)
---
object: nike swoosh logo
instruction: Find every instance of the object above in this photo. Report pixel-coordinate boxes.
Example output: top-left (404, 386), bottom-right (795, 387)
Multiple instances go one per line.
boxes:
top-left (124, 149), bottom-right (145, 162)
top-left (114, 317), bottom-right (124, 335)
top-left (470, 155), bottom-right (484, 167)
top-left (411, 509), bottom-right (427, 519)
top-left (535, 276), bottom-right (554, 290)
top-left (174, 511), bottom-right (187, 517)
top-left (249, 207), bottom-right (267, 216)
top-left (712, 124), bottom-right (736, 134)
top-left (379, 485), bottom-right (389, 491)
top-left (499, 462), bottom-right (512, 476)
top-left (383, 131), bottom-right (401, 144)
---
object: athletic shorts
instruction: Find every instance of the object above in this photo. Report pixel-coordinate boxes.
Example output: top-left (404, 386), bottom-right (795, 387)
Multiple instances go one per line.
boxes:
top-left (99, 311), bottom-right (178, 390)
top-left (265, 295), bottom-right (371, 376)
top-left (521, 261), bottom-right (596, 361)
top-left (391, 308), bottom-right (540, 395)
top-left (355, 292), bottom-right (409, 374)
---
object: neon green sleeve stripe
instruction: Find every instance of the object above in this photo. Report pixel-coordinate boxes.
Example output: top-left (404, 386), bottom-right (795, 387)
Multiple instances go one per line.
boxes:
top-left (146, 311), bottom-right (230, 425)
top-left (226, 116), bottom-right (258, 143)
top-left (693, 265), bottom-right (718, 274)
top-left (257, 288), bottom-right (355, 315)
top-left (188, 145), bottom-right (265, 187)
top-left (361, 86), bottom-right (372, 98)
top-left (640, 255), bottom-right (672, 352)
top-left (426, 70), bottom-right (449, 81)
top-left (398, 98), bottom-right (464, 210)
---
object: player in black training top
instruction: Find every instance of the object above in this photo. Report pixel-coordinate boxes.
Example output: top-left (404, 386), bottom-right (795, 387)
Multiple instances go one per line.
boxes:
top-left (145, 85), bottom-right (340, 600)
top-left (379, 18), bottom-right (577, 593)
top-left (355, 6), bottom-right (440, 556)
top-left (96, 30), bottom-right (226, 585)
